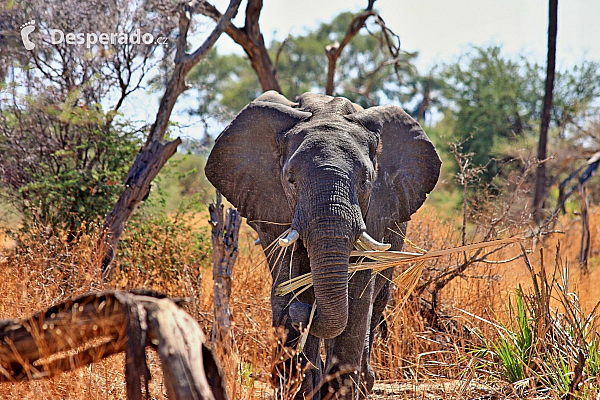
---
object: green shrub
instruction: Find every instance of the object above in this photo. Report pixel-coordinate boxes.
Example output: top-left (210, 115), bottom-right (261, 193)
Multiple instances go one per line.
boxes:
top-left (0, 95), bottom-right (139, 240)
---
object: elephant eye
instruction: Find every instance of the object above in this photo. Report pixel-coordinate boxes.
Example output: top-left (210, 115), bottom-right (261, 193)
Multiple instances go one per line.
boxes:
top-left (360, 170), bottom-right (373, 191)
top-left (287, 174), bottom-right (297, 187)
top-left (360, 177), bottom-right (369, 189)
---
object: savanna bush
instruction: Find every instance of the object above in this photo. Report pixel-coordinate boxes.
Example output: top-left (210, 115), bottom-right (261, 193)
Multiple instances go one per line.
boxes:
top-left (0, 95), bottom-right (140, 240)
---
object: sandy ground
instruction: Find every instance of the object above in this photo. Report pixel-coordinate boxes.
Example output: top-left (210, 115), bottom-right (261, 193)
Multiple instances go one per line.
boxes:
top-left (371, 380), bottom-right (500, 399)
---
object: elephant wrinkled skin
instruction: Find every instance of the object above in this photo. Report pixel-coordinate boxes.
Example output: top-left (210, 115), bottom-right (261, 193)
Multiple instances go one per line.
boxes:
top-left (205, 91), bottom-right (441, 399)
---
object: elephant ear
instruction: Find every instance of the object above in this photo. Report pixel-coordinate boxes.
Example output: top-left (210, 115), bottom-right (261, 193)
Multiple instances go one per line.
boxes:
top-left (346, 105), bottom-right (441, 230)
top-left (205, 98), bottom-right (312, 224)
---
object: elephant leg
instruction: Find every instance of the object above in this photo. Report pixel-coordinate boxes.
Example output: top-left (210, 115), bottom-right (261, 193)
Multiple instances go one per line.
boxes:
top-left (272, 303), bottom-right (324, 400)
top-left (296, 334), bottom-right (323, 400)
top-left (260, 231), bottom-right (323, 400)
top-left (360, 270), bottom-right (393, 397)
top-left (272, 322), bottom-right (322, 400)
top-left (359, 222), bottom-right (407, 395)
top-left (273, 297), bottom-right (324, 400)
top-left (321, 269), bottom-right (375, 400)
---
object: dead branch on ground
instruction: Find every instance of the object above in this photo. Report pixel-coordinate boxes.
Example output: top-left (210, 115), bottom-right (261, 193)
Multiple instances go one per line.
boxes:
top-left (0, 290), bottom-right (227, 400)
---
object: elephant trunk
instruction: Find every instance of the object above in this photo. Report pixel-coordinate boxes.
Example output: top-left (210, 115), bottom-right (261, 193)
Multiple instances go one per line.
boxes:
top-left (286, 167), bottom-right (365, 339)
top-left (300, 218), bottom-right (354, 339)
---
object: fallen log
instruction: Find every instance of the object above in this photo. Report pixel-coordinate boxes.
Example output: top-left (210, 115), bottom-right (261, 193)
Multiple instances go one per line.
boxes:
top-left (0, 290), bottom-right (227, 400)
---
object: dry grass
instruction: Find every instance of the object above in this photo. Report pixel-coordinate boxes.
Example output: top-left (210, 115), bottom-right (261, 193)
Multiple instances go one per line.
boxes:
top-left (0, 204), bottom-right (599, 399)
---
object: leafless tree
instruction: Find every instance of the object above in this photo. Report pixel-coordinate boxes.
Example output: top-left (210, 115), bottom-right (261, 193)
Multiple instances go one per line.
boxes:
top-left (97, 0), bottom-right (242, 273)
top-left (197, 0), bottom-right (404, 97)
top-left (324, 0), bottom-right (403, 96)
top-left (197, 0), bottom-right (281, 92)
top-left (1, 0), bottom-right (179, 111)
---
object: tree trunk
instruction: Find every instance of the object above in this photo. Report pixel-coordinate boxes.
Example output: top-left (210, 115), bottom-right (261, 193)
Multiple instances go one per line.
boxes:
top-left (577, 185), bottom-right (590, 273)
top-left (96, 139), bottom-right (181, 274)
top-left (209, 192), bottom-right (241, 345)
top-left (416, 77), bottom-right (432, 121)
top-left (95, 0), bottom-right (242, 275)
top-left (533, 0), bottom-right (558, 224)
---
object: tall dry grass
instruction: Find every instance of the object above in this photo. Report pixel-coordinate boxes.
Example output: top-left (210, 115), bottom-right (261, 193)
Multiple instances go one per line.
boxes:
top-left (0, 204), bottom-right (598, 399)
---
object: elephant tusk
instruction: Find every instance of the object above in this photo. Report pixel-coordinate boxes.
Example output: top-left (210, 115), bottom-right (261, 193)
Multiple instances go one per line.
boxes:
top-left (279, 229), bottom-right (300, 247)
top-left (358, 231), bottom-right (391, 251)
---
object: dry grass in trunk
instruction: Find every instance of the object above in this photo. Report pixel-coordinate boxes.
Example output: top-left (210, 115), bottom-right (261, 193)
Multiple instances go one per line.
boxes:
top-left (275, 233), bottom-right (522, 303)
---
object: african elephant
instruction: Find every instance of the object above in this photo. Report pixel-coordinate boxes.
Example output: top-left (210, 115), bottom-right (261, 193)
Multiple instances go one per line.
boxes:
top-left (205, 91), bottom-right (441, 399)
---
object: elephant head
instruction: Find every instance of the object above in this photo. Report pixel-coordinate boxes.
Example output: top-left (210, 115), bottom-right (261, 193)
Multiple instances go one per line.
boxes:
top-left (205, 91), bottom-right (441, 339)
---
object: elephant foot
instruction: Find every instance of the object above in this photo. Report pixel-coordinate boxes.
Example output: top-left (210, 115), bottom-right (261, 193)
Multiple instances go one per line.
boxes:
top-left (359, 365), bottom-right (375, 399)
top-left (294, 357), bottom-right (323, 400)
top-left (289, 302), bottom-right (312, 332)
top-left (320, 363), bottom-right (360, 400)
top-left (320, 362), bottom-right (375, 399)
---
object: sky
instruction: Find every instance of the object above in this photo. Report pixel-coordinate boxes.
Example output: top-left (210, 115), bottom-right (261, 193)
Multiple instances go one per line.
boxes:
top-left (214, 0), bottom-right (600, 72)
top-left (126, 0), bottom-right (600, 140)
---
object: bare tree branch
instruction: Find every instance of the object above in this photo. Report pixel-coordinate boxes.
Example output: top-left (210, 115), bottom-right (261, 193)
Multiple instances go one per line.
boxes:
top-left (146, 0), bottom-right (242, 146)
top-left (274, 35), bottom-right (290, 73)
top-left (97, 0), bottom-right (242, 274)
top-left (324, 0), bottom-right (404, 97)
top-left (197, 0), bottom-right (282, 92)
top-left (325, 9), bottom-right (375, 95)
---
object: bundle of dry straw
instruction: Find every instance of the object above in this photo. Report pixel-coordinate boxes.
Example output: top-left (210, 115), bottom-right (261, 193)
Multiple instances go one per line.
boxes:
top-left (274, 233), bottom-right (523, 302)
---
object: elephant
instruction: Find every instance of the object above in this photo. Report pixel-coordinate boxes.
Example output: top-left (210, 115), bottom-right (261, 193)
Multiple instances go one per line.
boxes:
top-left (205, 91), bottom-right (441, 399)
